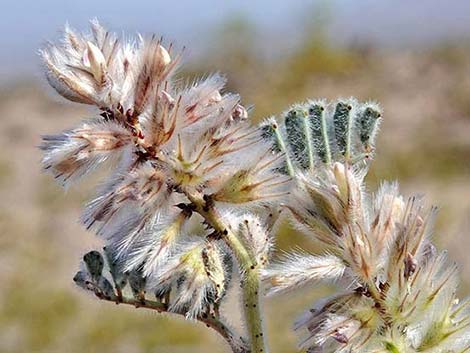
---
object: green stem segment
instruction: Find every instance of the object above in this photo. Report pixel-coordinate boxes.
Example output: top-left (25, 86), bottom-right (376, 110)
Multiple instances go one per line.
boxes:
top-left (185, 189), bottom-right (268, 353)
top-left (242, 270), bottom-right (265, 353)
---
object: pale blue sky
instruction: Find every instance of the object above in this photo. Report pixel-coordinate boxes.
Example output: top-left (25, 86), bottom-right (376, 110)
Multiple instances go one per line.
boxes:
top-left (2, 0), bottom-right (470, 81)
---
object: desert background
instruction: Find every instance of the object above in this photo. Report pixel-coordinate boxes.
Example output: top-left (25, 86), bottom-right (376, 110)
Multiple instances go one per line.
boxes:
top-left (1, 1), bottom-right (470, 352)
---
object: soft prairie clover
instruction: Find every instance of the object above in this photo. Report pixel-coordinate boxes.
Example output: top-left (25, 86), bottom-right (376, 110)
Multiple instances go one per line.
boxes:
top-left (40, 20), bottom-right (469, 353)
top-left (261, 101), bottom-right (469, 352)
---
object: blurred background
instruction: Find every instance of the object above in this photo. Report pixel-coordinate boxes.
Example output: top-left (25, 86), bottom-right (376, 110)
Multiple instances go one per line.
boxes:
top-left (1, 1), bottom-right (470, 352)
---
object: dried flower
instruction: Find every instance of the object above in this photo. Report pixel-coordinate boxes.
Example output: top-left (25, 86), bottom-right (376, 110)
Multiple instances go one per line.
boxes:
top-left (229, 214), bottom-right (273, 267)
top-left (40, 119), bottom-right (134, 186)
top-left (262, 101), bottom-right (469, 352)
top-left (39, 21), bottom-right (290, 353)
top-left (261, 252), bottom-right (346, 295)
top-left (40, 21), bottom-right (287, 302)
top-left (152, 239), bottom-right (229, 319)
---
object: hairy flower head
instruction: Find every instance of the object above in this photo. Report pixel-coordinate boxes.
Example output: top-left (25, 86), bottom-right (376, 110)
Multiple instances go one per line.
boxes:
top-left (40, 21), bottom-right (288, 322)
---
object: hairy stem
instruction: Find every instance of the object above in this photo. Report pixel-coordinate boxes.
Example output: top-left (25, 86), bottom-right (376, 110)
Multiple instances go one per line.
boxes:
top-left (184, 188), bottom-right (268, 353)
top-left (241, 269), bottom-right (265, 353)
top-left (96, 294), bottom-right (248, 353)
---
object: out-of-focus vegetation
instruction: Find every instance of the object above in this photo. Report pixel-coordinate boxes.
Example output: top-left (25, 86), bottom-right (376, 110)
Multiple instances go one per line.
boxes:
top-left (1, 14), bottom-right (470, 353)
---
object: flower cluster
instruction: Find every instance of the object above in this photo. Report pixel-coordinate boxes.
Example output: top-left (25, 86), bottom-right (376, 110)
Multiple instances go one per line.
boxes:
top-left (40, 20), bottom-right (288, 327)
top-left (40, 20), bottom-right (469, 353)
top-left (261, 101), bottom-right (470, 352)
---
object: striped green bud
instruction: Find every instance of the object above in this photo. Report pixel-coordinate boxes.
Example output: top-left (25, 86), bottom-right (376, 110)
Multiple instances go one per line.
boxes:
top-left (307, 102), bottom-right (331, 164)
top-left (356, 104), bottom-right (382, 153)
top-left (284, 107), bottom-right (310, 170)
top-left (83, 250), bottom-right (104, 282)
top-left (332, 101), bottom-right (354, 158)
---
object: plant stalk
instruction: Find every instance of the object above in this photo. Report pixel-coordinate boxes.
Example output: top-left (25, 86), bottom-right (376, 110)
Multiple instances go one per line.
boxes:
top-left (184, 188), bottom-right (268, 353)
top-left (95, 294), bottom-right (248, 353)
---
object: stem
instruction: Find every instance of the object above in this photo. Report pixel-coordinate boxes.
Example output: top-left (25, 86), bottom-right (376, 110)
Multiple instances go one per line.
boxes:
top-left (242, 270), bottom-right (265, 353)
top-left (96, 294), bottom-right (248, 353)
top-left (184, 188), bottom-right (268, 353)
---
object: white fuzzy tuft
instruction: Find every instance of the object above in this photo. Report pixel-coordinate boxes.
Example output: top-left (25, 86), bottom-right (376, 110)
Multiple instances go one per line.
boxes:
top-left (40, 118), bottom-right (133, 187)
top-left (261, 252), bottom-right (346, 296)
